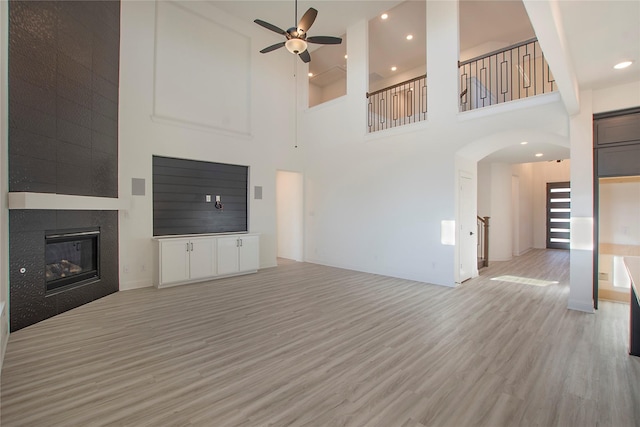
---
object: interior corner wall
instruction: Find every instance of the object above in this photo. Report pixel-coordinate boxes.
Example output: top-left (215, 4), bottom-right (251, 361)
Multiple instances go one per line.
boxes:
top-left (118, 1), bottom-right (300, 289)
top-left (488, 163), bottom-right (513, 261)
top-left (477, 162), bottom-right (492, 217)
top-left (1, 0), bottom-right (9, 369)
top-left (512, 162), bottom-right (534, 255)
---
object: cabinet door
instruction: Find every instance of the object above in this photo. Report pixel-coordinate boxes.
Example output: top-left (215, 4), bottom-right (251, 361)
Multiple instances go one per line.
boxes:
top-left (217, 236), bottom-right (240, 275)
top-left (160, 239), bottom-right (190, 284)
top-left (239, 235), bottom-right (259, 272)
top-left (189, 238), bottom-right (216, 280)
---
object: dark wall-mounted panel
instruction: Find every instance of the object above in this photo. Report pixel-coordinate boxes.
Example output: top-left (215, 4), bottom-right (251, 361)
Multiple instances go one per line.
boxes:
top-left (597, 145), bottom-right (640, 177)
top-left (153, 156), bottom-right (248, 236)
top-left (8, 0), bottom-right (120, 197)
top-left (595, 112), bottom-right (640, 147)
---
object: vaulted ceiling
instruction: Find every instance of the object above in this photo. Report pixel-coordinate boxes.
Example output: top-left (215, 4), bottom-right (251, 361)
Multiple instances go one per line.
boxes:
top-left (211, 0), bottom-right (639, 164)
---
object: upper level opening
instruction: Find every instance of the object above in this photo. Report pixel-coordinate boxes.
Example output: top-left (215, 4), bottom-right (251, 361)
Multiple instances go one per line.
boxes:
top-left (367, 1), bottom-right (426, 132)
top-left (308, 33), bottom-right (347, 108)
top-left (458, 0), bottom-right (555, 111)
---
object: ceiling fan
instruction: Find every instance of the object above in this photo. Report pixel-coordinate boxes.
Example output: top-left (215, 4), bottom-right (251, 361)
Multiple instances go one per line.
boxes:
top-left (254, 0), bottom-right (342, 63)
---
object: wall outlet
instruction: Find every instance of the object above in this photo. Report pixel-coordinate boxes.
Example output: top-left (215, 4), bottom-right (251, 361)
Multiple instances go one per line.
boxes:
top-left (598, 272), bottom-right (608, 281)
top-left (215, 195), bottom-right (221, 202)
top-left (205, 195), bottom-right (211, 202)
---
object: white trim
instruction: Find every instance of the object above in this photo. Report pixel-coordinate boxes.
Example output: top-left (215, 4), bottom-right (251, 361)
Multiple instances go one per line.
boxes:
top-left (152, 1), bottom-right (252, 138)
top-left (567, 299), bottom-right (595, 313)
top-left (8, 193), bottom-right (130, 211)
top-left (119, 279), bottom-right (153, 291)
top-left (150, 114), bottom-right (253, 139)
top-left (457, 92), bottom-right (561, 122)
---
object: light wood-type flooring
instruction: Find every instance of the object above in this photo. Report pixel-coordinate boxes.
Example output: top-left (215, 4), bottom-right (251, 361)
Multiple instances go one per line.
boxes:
top-left (2, 249), bottom-right (639, 426)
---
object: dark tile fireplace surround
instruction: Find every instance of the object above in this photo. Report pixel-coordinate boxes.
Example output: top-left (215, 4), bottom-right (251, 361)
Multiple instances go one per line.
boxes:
top-left (10, 210), bottom-right (118, 331)
top-left (8, 0), bottom-right (121, 330)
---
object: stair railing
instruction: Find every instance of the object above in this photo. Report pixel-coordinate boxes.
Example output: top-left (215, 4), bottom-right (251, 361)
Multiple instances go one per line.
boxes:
top-left (477, 216), bottom-right (490, 268)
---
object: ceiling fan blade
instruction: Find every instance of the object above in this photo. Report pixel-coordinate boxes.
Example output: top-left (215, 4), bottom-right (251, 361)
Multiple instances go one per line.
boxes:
top-left (299, 50), bottom-right (311, 63)
top-left (260, 42), bottom-right (286, 54)
top-left (297, 8), bottom-right (317, 34)
top-left (254, 19), bottom-right (286, 35)
top-left (306, 36), bottom-right (342, 45)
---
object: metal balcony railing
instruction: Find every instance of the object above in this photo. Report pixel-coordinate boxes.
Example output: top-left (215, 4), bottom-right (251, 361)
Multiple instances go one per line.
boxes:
top-left (366, 74), bottom-right (427, 133)
top-left (459, 38), bottom-right (556, 112)
top-left (364, 38), bottom-right (556, 133)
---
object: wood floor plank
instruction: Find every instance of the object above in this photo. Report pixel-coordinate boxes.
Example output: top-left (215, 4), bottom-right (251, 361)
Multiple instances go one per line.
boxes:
top-left (2, 249), bottom-right (639, 426)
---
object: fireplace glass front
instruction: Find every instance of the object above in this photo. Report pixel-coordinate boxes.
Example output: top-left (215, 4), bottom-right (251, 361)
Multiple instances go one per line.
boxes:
top-left (45, 229), bottom-right (100, 292)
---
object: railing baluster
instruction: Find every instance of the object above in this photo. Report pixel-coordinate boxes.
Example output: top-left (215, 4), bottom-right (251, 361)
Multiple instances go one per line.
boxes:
top-left (366, 73), bottom-right (427, 133)
top-left (456, 37), bottom-right (555, 112)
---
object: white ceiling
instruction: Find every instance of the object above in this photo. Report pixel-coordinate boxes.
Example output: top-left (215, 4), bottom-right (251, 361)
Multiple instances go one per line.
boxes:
top-left (211, 0), bottom-right (640, 165)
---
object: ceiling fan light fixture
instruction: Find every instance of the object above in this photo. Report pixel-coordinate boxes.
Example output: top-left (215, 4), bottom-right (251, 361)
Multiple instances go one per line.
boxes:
top-left (286, 38), bottom-right (308, 54)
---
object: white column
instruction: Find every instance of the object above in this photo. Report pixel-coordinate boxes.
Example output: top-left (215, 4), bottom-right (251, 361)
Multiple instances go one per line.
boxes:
top-left (568, 90), bottom-right (594, 312)
top-left (426, 0), bottom-right (460, 122)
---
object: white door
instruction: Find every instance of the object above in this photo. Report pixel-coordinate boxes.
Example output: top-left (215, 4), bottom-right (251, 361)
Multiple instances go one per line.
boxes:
top-left (238, 235), bottom-right (260, 272)
top-left (217, 236), bottom-right (239, 275)
top-left (189, 238), bottom-right (216, 280)
top-left (160, 239), bottom-right (190, 284)
top-left (459, 174), bottom-right (476, 282)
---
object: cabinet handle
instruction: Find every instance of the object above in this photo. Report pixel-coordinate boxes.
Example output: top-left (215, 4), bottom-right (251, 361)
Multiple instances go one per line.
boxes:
top-left (190, 242), bottom-right (194, 251)
top-left (186, 242), bottom-right (189, 252)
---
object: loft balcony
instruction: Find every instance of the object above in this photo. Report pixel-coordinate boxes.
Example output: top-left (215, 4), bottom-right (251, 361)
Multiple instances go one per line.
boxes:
top-left (365, 38), bottom-right (556, 134)
top-left (459, 38), bottom-right (556, 112)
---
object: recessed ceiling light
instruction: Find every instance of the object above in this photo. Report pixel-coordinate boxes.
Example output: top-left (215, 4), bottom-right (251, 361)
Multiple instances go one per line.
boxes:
top-left (614, 61), bottom-right (633, 69)
top-left (391, 66), bottom-right (397, 71)
top-left (406, 34), bottom-right (413, 41)
top-left (308, 72), bottom-right (313, 77)
top-left (520, 141), bottom-right (528, 145)
top-left (535, 153), bottom-right (543, 157)
top-left (381, 13), bottom-right (388, 20)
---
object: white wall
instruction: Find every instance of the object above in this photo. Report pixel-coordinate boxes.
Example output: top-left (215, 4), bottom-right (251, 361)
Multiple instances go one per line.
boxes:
top-left (489, 163), bottom-right (513, 261)
top-left (512, 162), bottom-right (534, 255)
top-left (301, 1), bottom-right (571, 286)
top-left (599, 181), bottom-right (640, 246)
top-left (56, 0), bottom-right (632, 307)
top-left (118, 1), bottom-right (302, 289)
top-left (276, 171), bottom-right (304, 261)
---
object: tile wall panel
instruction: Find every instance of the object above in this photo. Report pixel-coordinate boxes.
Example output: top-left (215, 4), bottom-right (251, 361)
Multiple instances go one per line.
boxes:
top-left (8, 1), bottom-right (121, 330)
top-left (8, 0), bottom-right (120, 198)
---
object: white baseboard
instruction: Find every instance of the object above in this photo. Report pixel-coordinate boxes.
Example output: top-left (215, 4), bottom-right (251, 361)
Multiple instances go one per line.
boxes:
top-left (567, 299), bottom-right (595, 313)
top-left (120, 279), bottom-right (153, 291)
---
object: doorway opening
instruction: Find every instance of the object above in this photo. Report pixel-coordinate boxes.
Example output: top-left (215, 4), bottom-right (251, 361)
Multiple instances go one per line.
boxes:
top-left (276, 171), bottom-right (304, 263)
top-left (546, 181), bottom-right (571, 250)
top-left (597, 176), bottom-right (640, 303)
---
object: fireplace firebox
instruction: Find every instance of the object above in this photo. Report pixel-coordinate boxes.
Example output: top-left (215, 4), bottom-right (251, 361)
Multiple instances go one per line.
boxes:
top-left (45, 228), bottom-right (100, 293)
